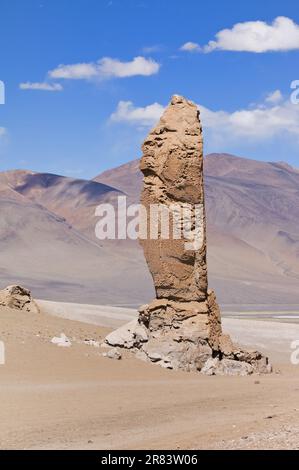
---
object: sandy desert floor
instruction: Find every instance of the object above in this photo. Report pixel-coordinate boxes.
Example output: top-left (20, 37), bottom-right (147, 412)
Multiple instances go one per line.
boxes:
top-left (0, 302), bottom-right (299, 450)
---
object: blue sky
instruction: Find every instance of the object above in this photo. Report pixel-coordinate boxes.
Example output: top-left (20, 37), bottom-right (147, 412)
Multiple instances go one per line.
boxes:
top-left (0, 0), bottom-right (299, 178)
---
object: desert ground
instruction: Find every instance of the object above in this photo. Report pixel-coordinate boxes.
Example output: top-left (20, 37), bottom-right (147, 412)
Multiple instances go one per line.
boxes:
top-left (0, 301), bottom-right (299, 450)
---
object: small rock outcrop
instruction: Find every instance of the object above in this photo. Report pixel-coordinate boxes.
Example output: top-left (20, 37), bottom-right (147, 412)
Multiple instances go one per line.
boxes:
top-left (0, 285), bottom-right (40, 314)
top-left (105, 95), bottom-right (272, 375)
top-left (103, 348), bottom-right (122, 360)
top-left (51, 333), bottom-right (72, 347)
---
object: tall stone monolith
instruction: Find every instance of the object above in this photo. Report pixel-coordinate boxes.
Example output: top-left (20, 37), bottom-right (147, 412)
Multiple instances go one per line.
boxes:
top-left (139, 94), bottom-right (207, 302)
top-left (105, 95), bottom-right (272, 375)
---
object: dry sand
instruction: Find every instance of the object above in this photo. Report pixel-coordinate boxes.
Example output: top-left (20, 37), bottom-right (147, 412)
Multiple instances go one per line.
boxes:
top-left (0, 303), bottom-right (299, 450)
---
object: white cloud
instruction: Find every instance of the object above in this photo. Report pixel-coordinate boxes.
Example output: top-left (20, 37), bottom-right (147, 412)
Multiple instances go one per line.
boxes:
top-left (142, 45), bottom-right (162, 54)
top-left (180, 41), bottom-right (201, 52)
top-left (110, 101), bottom-right (165, 127)
top-left (49, 56), bottom-right (160, 80)
top-left (200, 16), bottom-right (299, 53)
top-left (19, 82), bottom-right (63, 91)
top-left (49, 63), bottom-right (98, 80)
top-left (200, 100), bottom-right (299, 141)
top-left (265, 89), bottom-right (283, 104)
top-left (110, 96), bottom-right (299, 142)
top-left (0, 127), bottom-right (6, 137)
top-left (99, 56), bottom-right (160, 78)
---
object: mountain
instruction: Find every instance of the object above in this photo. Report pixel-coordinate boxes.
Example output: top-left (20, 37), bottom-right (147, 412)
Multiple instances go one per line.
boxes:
top-left (94, 159), bottom-right (142, 201)
top-left (95, 153), bottom-right (299, 306)
top-left (0, 153), bottom-right (298, 307)
top-left (5, 171), bottom-right (122, 239)
top-left (0, 173), bottom-right (153, 305)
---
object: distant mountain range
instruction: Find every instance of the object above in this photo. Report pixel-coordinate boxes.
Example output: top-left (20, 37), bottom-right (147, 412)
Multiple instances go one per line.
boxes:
top-left (0, 153), bottom-right (298, 307)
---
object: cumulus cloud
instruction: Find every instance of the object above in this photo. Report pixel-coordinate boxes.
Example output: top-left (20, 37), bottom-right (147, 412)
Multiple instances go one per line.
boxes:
top-left (110, 95), bottom-right (299, 142)
top-left (202, 16), bottom-right (299, 53)
top-left (49, 63), bottom-right (97, 80)
top-left (49, 56), bottom-right (160, 80)
top-left (19, 82), bottom-right (63, 91)
top-left (180, 41), bottom-right (201, 52)
top-left (265, 89), bottom-right (283, 104)
top-left (110, 101), bottom-right (165, 127)
top-left (200, 101), bottom-right (299, 140)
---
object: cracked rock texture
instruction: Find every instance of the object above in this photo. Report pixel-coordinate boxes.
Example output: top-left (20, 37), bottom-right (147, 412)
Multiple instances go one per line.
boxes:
top-left (140, 94), bottom-right (207, 302)
top-left (0, 285), bottom-right (40, 314)
top-left (105, 95), bottom-right (272, 375)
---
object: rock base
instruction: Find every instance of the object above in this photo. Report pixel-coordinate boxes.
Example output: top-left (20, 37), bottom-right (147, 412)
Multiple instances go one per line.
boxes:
top-left (105, 290), bottom-right (272, 376)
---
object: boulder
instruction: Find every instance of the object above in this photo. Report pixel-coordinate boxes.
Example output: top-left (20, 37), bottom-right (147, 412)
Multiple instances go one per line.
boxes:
top-left (51, 333), bottom-right (71, 347)
top-left (105, 319), bottom-right (148, 348)
top-left (201, 357), bottom-right (254, 376)
top-left (0, 285), bottom-right (39, 314)
top-left (103, 348), bottom-right (122, 360)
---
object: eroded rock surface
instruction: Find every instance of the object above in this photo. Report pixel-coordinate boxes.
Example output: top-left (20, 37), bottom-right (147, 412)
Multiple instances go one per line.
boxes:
top-left (0, 285), bottom-right (40, 314)
top-left (140, 94), bottom-right (207, 302)
top-left (105, 95), bottom-right (271, 375)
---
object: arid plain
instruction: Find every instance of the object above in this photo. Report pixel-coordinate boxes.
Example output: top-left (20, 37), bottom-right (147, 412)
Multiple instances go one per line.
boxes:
top-left (1, 301), bottom-right (299, 450)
